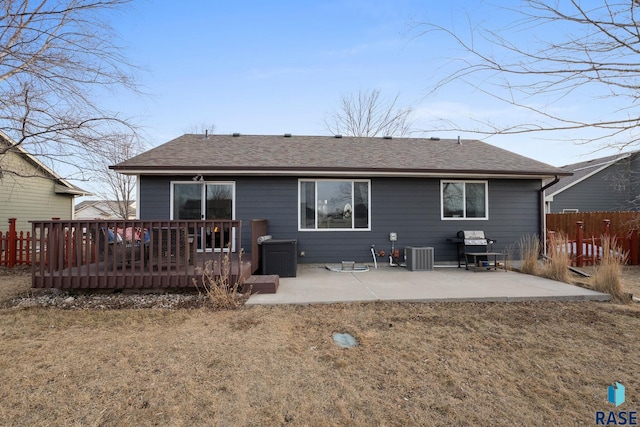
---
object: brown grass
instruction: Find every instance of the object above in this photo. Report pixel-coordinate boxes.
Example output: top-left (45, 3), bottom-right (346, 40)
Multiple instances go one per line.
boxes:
top-left (194, 250), bottom-right (248, 309)
top-left (540, 233), bottom-right (571, 283)
top-left (0, 266), bottom-right (32, 301)
top-left (590, 236), bottom-right (629, 302)
top-left (1, 269), bottom-right (640, 425)
top-left (518, 234), bottom-right (540, 275)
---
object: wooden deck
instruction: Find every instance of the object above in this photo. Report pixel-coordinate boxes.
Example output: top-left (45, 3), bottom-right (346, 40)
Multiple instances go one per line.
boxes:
top-left (32, 253), bottom-right (252, 290)
top-left (30, 219), bottom-right (258, 290)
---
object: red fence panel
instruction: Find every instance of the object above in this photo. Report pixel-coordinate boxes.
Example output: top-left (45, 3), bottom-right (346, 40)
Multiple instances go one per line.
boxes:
top-left (546, 217), bottom-right (637, 266)
top-left (0, 218), bottom-right (33, 268)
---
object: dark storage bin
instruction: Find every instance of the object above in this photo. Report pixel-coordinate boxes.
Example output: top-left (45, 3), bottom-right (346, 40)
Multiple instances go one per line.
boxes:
top-left (261, 239), bottom-right (297, 277)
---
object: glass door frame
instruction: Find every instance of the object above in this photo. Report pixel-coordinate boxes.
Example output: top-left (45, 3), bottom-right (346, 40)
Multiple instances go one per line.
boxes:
top-left (170, 180), bottom-right (236, 252)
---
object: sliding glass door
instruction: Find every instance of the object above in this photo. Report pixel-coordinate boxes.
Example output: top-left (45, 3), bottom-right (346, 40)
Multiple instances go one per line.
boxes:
top-left (172, 182), bottom-right (235, 251)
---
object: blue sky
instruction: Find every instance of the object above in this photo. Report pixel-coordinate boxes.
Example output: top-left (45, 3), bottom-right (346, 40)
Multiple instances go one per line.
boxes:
top-left (106, 0), bottom-right (628, 167)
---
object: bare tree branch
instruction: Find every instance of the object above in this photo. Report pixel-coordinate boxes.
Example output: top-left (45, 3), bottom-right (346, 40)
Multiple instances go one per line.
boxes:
top-left (0, 0), bottom-right (140, 182)
top-left (324, 89), bottom-right (414, 137)
top-left (182, 122), bottom-right (216, 135)
top-left (84, 133), bottom-right (146, 219)
top-left (417, 0), bottom-right (640, 148)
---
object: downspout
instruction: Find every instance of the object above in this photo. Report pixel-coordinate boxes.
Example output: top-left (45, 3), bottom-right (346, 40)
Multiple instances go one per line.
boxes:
top-left (539, 175), bottom-right (560, 255)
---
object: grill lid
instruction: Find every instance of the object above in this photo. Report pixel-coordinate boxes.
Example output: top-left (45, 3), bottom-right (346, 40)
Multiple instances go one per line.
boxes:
top-left (459, 230), bottom-right (488, 246)
top-left (461, 230), bottom-right (485, 239)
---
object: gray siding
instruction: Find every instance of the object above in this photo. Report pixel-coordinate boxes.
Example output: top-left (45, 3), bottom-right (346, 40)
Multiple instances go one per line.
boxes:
top-left (139, 176), bottom-right (542, 264)
top-left (550, 156), bottom-right (640, 212)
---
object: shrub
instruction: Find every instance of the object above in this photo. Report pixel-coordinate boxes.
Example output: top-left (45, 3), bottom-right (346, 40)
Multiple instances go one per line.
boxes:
top-left (194, 249), bottom-right (248, 309)
top-left (590, 236), bottom-right (628, 302)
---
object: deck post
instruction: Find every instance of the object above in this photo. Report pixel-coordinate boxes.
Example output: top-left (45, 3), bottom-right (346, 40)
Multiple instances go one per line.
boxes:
top-left (631, 229), bottom-right (639, 266)
top-left (602, 219), bottom-right (610, 236)
top-left (7, 218), bottom-right (16, 268)
top-left (576, 221), bottom-right (584, 268)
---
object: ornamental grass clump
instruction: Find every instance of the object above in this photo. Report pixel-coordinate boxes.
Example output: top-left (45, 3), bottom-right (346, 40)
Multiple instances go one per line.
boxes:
top-left (591, 236), bottom-right (628, 302)
top-left (518, 234), bottom-right (540, 275)
top-left (194, 249), bottom-right (248, 310)
top-left (540, 233), bottom-right (571, 283)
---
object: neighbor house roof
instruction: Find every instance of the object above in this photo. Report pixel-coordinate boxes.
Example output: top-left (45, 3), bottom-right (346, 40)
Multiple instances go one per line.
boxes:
top-left (111, 134), bottom-right (570, 179)
top-left (1, 131), bottom-right (90, 196)
top-left (75, 200), bottom-right (136, 219)
top-left (545, 151), bottom-right (635, 198)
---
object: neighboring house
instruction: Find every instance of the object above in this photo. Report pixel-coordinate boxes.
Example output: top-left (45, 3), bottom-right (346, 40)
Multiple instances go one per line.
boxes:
top-left (0, 133), bottom-right (89, 232)
top-left (545, 151), bottom-right (640, 213)
top-left (75, 200), bottom-right (136, 220)
top-left (112, 134), bottom-right (570, 264)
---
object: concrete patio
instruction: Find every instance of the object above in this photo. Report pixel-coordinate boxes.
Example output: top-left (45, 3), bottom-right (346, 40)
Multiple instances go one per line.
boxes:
top-left (246, 265), bottom-right (610, 305)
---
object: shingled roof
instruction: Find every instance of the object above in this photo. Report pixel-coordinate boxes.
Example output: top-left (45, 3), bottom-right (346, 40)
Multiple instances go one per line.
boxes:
top-left (112, 134), bottom-right (569, 178)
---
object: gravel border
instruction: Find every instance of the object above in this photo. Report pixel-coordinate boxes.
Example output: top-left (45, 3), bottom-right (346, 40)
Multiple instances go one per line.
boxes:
top-left (5, 290), bottom-right (211, 310)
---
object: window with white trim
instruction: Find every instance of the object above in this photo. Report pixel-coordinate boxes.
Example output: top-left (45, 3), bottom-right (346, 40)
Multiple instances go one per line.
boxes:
top-left (299, 179), bottom-right (370, 230)
top-left (441, 180), bottom-right (488, 219)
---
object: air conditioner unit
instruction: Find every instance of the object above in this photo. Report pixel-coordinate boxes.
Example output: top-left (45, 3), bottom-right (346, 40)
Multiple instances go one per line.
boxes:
top-left (405, 247), bottom-right (434, 271)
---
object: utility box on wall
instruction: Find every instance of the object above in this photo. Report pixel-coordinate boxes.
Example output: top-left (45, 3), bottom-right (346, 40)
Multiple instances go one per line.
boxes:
top-left (261, 239), bottom-right (298, 277)
top-left (405, 247), bottom-right (434, 271)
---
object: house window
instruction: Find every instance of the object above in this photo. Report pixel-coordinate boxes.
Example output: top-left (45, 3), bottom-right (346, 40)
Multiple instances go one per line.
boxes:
top-left (299, 179), bottom-right (370, 230)
top-left (441, 180), bottom-right (488, 219)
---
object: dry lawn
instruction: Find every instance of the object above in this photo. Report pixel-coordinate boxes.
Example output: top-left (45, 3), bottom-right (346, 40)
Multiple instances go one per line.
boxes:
top-left (577, 265), bottom-right (640, 298)
top-left (1, 268), bottom-right (639, 426)
top-left (620, 266), bottom-right (640, 296)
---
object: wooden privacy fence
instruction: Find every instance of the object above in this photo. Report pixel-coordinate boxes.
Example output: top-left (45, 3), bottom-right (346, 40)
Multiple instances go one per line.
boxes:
top-left (546, 215), bottom-right (639, 267)
top-left (0, 218), bottom-right (32, 268)
top-left (546, 211), bottom-right (640, 239)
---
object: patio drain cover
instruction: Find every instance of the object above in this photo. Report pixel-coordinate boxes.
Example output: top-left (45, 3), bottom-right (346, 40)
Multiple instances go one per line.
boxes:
top-left (333, 333), bottom-right (358, 348)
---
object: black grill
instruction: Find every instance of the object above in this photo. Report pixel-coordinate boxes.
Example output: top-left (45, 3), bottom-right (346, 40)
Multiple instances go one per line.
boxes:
top-left (450, 230), bottom-right (496, 267)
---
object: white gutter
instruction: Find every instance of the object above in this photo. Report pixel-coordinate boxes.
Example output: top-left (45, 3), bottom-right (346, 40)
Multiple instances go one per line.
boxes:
top-left (114, 168), bottom-right (562, 180)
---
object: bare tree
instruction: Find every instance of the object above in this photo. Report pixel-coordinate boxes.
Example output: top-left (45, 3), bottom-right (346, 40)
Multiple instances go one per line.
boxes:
top-left (183, 123), bottom-right (217, 136)
top-left (86, 134), bottom-right (146, 219)
top-left (324, 89), bottom-right (414, 137)
top-left (418, 1), bottom-right (640, 148)
top-left (0, 0), bottom-right (138, 181)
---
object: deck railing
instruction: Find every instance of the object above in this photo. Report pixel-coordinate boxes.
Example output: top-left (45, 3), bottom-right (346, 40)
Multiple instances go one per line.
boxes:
top-left (31, 219), bottom-right (249, 289)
